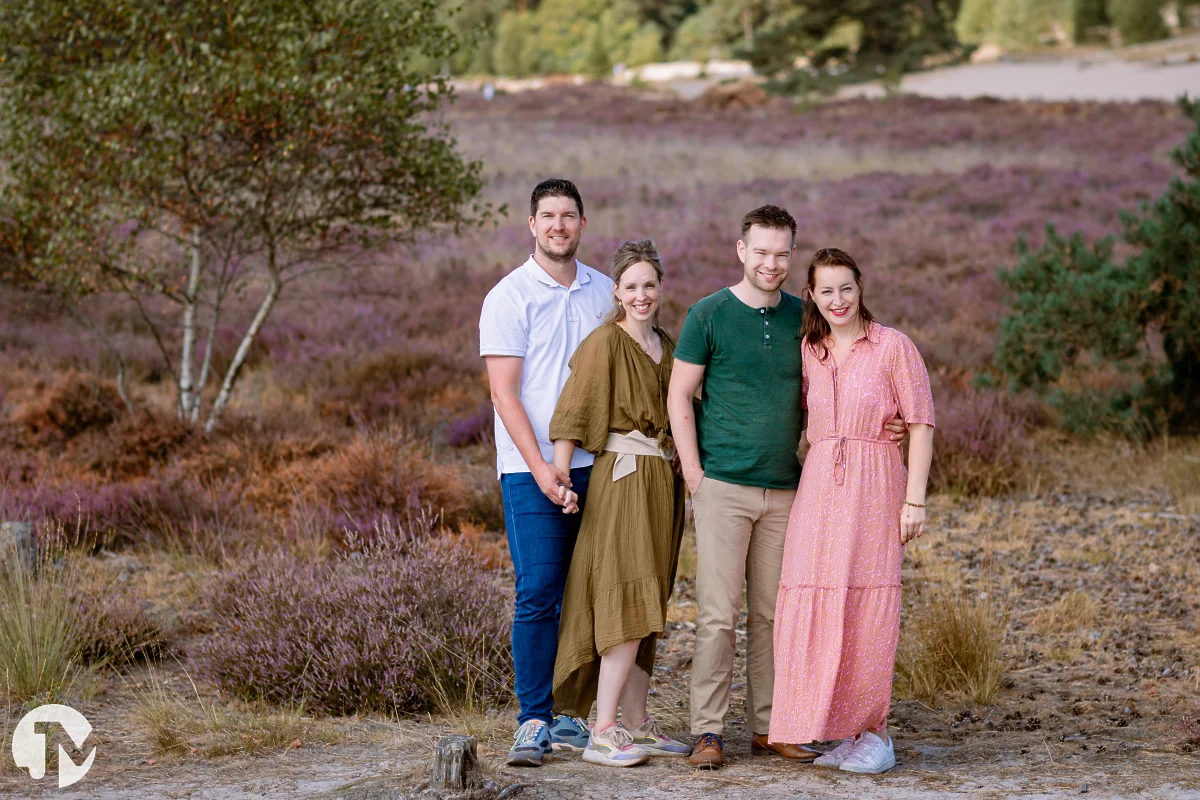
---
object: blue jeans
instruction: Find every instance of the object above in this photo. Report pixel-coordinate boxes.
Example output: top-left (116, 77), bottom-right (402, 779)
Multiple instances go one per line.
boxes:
top-left (501, 466), bottom-right (591, 725)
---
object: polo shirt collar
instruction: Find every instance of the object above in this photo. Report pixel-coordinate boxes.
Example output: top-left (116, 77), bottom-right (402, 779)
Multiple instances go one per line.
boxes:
top-left (523, 256), bottom-right (589, 289)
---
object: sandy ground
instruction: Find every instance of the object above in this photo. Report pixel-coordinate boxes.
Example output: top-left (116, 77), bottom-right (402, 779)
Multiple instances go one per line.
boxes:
top-left (838, 60), bottom-right (1200, 102)
top-left (2, 742), bottom-right (1197, 800)
top-left (3, 488), bottom-right (1198, 800)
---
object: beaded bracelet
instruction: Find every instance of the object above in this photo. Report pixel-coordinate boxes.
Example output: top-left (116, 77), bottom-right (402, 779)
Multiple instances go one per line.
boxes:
top-left (904, 500), bottom-right (926, 508)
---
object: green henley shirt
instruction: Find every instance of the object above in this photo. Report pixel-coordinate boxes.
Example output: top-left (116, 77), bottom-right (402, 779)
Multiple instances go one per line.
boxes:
top-left (674, 287), bottom-right (805, 490)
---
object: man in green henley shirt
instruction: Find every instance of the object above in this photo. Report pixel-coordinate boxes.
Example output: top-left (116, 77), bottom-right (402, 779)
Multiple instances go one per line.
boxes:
top-left (668, 205), bottom-right (905, 768)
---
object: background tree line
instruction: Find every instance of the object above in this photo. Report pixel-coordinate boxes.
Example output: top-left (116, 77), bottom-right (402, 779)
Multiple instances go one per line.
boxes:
top-left (443, 0), bottom-right (1189, 80)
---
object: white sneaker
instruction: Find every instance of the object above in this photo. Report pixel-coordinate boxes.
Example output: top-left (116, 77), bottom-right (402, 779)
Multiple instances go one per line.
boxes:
top-left (581, 723), bottom-right (650, 767)
top-left (813, 735), bottom-right (860, 768)
top-left (838, 731), bottom-right (895, 774)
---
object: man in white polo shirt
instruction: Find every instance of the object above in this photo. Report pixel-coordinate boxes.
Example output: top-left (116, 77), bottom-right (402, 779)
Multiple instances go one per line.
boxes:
top-left (480, 179), bottom-right (613, 766)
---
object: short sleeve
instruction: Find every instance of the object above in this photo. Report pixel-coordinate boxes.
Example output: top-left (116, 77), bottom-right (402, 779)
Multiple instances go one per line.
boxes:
top-left (479, 286), bottom-right (527, 357)
top-left (673, 305), bottom-right (711, 366)
top-left (890, 333), bottom-right (935, 427)
top-left (549, 328), bottom-right (614, 455)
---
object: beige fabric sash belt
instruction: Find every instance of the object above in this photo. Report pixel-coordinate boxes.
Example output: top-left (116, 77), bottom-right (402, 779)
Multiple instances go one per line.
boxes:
top-left (603, 430), bottom-right (675, 481)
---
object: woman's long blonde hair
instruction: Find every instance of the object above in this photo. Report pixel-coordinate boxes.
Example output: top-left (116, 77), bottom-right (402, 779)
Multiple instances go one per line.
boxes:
top-left (607, 239), bottom-right (665, 327)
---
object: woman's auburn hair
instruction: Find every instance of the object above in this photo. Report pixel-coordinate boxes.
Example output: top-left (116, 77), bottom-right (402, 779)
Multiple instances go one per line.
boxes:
top-left (799, 247), bottom-right (876, 362)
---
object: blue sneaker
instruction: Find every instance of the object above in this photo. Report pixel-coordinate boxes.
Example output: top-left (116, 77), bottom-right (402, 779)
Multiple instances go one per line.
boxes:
top-left (628, 715), bottom-right (691, 756)
top-left (548, 715), bottom-right (591, 752)
top-left (506, 719), bottom-right (552, 767)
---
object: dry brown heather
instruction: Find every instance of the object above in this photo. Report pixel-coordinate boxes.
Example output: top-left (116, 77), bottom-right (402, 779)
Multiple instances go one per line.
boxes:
top-left (0, 87), bottom-right (1198, 798)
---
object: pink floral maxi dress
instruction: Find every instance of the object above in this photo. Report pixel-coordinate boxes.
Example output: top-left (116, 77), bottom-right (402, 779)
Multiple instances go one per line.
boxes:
top-left (769, 322), bottom-right (935, 743)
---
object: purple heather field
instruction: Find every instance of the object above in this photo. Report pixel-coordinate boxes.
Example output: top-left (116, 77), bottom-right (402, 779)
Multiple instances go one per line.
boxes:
top-left (0, 87), bottom-right (1189, 543)
top-left (5, 85), bottom-right (1200, 785)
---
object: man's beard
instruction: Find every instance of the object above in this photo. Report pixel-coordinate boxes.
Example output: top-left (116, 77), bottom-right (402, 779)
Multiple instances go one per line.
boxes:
top-left (538, 235), bottom-right (579, 264)
top-left (747, 268), bottom-right (787, 294)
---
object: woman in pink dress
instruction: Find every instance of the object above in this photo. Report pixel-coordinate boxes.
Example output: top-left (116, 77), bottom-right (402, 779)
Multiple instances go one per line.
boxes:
top-left (769, 247), bottom-right (935, 775)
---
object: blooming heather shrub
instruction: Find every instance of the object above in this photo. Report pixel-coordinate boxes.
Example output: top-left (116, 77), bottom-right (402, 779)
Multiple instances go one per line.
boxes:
top-left (69, 577), bottom-right (170, 665)
top-left (10, 474), bottom-right (246, 555)
top-left (930, 389), bottom-right (1033, 495)
top-left (445, 404), bottom-right (494, 448)
top-left (195, 524), bottom-right (513, 715)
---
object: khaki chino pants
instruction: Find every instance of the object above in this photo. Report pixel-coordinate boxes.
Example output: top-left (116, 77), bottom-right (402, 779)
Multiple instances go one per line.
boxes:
top-left (689, 476), bottom-right (796, 736)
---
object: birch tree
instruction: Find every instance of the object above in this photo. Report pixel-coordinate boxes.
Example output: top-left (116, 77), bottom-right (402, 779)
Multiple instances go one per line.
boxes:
top-left (0, 0), bottom-right (492, 432)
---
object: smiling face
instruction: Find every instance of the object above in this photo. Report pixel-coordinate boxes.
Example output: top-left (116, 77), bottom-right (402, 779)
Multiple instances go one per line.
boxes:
top-left (736, 224), bottom-right (794, 294)
top-left (614, 260), bottom-right (661, 324)
top-left (528, 194), bottom-right (585, 264)
top-left (811, 264), bottom-right (862, 333)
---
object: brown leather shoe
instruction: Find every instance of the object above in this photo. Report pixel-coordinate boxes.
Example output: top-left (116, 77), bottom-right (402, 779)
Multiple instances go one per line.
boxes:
top-left (688, 732), bottom-right (724, 769)
top-left (751, 733), bottom-right (820, 762)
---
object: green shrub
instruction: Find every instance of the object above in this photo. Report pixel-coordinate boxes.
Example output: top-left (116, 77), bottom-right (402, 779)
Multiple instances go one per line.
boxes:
top-left (956, 0), bottom-right (995, 43)
top-left (1072, 0), bottom-right (1111, 42)
top-left (492, 12), bottom-right (541, 78)
top-left (995, 97), bottom-right (1200, 434)
top-left (625, 22), bottom-right (665, 66)
top-left (994, 0), bottom-right (1065, 47)
top-left (1107, 0), bottom-right (1168, 44)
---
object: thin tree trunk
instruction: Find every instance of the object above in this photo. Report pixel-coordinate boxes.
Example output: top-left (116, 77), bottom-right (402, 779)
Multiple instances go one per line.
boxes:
top-left (204, 254), bottom-right (282, 435)
top-left (114, 355), bottom-right (135, 416)
top-left (178, 228), bottom-right (203, 420)
top-left (189, 294), bottom-right (224, 424)
top-left (743, 8), bottom-right (755, 50)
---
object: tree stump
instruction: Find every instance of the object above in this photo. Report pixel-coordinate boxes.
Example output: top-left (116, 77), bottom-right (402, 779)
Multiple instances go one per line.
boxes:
top-left (430, 734), bottom-right (478, 792)
top-left (0, 522), bottom-right (35, 570)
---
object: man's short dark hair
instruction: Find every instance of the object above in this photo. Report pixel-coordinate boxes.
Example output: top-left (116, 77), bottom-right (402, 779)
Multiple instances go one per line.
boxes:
top-left (740, 205), bottom-right (796, 242)
top-left (530, 178), bottom-right (584, 218)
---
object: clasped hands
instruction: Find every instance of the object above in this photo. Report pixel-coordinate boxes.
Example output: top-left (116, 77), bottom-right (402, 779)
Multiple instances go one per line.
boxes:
top-left (533, 460), bottom-right (581, 514)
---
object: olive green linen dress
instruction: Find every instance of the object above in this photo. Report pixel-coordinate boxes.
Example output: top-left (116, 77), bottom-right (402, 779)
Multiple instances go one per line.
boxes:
top-left (549, 321), bottom-right (686, 719)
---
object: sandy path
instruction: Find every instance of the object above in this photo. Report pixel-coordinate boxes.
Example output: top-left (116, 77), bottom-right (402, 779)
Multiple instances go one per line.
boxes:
top-left (2, 735), bottom-right (1197, 799)
top-left (840, 60), bottom-right (1200, 102)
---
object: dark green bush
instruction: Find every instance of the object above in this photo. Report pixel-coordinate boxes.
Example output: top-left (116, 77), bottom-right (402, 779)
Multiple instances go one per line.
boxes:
top-left (995, 97), bottom-right (1200, 435)
top-left (1072, 0), bottom-right (1110, 42)
top-left (1107, 0), bottom-right (1168, 44)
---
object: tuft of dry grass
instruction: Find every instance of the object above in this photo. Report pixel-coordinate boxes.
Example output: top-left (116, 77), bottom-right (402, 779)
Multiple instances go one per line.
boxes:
top-left (1031, 590), bottom-right (1099, 636)
top-left (0, 525), bottom-right (84, 702)
top-left (130, 667), bottom-right (342, 758)
top-left (1163, 439), bottom-right (1200, 517)
top-left (896, 578), bottom-right (1009, 707)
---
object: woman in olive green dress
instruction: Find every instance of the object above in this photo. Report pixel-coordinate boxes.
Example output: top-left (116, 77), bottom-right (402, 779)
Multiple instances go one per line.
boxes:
top-left (549, 239), bottom-right (688, 767)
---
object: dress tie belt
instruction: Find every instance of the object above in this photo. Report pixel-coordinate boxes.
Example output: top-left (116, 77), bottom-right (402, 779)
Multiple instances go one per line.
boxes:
top-left (822, 435), bottom-right (895, 486)
top-left (604, 430), bottom-right (675, 481)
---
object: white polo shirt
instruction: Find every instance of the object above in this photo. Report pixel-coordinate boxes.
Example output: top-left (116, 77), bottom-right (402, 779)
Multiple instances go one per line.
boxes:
top-left (480, 256), bottom-right (614, 476)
